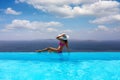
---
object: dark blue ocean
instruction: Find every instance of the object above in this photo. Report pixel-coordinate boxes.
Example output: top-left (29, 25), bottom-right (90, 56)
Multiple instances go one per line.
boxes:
top-left (0, 40), bottom-right (120, 52)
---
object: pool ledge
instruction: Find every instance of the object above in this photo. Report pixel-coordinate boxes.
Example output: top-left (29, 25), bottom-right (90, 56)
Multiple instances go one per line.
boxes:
top-left (0, 52), bottom-right (120, 60)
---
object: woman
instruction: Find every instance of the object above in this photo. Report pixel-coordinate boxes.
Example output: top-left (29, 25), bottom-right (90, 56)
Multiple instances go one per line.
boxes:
top-left (36, 33), bottom-right (69, 53)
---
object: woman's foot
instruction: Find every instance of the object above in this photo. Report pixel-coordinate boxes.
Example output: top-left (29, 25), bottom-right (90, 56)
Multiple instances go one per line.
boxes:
top-left (36, 50), bottom-right (42, 52)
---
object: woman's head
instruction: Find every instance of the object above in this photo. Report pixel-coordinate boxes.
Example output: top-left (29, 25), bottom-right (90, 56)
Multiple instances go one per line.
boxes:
top-left (58, 33), bottom-right (69, 44)
top-left (58, 33), bottom-right (69, 41)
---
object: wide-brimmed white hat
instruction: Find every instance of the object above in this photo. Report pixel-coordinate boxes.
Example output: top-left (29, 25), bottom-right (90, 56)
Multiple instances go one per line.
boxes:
top-left (58, 33), bottom-right (69, 40)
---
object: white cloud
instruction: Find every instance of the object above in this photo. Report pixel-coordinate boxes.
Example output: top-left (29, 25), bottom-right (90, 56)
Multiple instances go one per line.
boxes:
top-left (16, 0), bottom-right (120, 27)
top-left (15, 0), bottom-right (98, 5)
top-left (88, 1), bottom-right (120, 24)
top-left (1, 19), bottom-right (74, 40)
top-left (2, 19), bottom-right (62, 32)
top-left (14, 0), bottom-right (98, 18)
top-left (16, 0), bottom-right (119, 17)
top-left (95, 25), bottom-right (109, 31)
top-left (91, 14), bottom-right (120, 24)
top-left (90, 25), bottom-right (120, 33)
top-left (13, 0), bottom-right (120, 40)
top-left (5, 7), bottom-right (21, 15)
top-left (89, 1), bottom-right (119, 16)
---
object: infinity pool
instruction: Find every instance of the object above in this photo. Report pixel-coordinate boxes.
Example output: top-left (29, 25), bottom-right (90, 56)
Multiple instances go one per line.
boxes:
top-left (0, 52), bottom-right (120, 80)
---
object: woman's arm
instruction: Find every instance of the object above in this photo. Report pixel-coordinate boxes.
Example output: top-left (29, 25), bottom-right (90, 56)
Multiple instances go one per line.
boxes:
top-left (56, 33), bottom-right (65, 40)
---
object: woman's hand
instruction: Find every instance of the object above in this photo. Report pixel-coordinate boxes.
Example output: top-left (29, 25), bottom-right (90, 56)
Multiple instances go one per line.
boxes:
top-left (56, 33), bottom-right (65, 40)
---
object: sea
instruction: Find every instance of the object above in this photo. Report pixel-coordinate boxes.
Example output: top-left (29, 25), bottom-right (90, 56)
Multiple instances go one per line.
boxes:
top-left (0, 39), bottom-right (120, 52)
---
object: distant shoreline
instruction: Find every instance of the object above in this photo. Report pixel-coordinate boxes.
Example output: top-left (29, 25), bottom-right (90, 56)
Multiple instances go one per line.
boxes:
top-left (0, 40), bottom-right (120, 52)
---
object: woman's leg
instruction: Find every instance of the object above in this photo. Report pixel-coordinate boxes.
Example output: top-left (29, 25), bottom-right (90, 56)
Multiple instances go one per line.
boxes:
top-left (47, 47), bottom-right (58, 52)
top-left (36, 48), bottom-right (48, 52)
top-left (36, 47), bottom-right (58, 52)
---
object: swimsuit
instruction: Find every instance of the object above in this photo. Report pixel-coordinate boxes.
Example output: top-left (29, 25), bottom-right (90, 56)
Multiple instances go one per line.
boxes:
top-left (59, 42), bottom-right (65, 47)
top-left (58, 51), bottom-right (62, 53)
top-left (58, 42), bottom-right (65, 53)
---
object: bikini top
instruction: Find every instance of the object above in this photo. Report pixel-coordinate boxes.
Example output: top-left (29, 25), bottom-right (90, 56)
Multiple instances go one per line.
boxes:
top-left (59, 41), bottom-right (65, 47)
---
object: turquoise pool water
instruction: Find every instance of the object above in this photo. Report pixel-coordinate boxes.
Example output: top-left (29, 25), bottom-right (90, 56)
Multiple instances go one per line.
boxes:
top-left (0, 52), bottom-right (120, 80)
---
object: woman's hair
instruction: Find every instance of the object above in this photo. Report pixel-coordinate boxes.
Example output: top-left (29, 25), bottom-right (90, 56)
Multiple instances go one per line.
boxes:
top-left (63, 40), bottom-right (68, 44)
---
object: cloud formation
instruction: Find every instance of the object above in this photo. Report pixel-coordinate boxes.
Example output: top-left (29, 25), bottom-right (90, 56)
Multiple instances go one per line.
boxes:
top-left (1, 19), bottom-right (72, 40)
top-left (5, 7), bottom-right (21, 15)
top-left (15, 0), bottom-right (120, 30)
top-left (90, 25), bottom-right (120, 33)
top-left (91, 14), bottom-right (120, 24)
top-left (2, 19), bottom-right (72, 33)
top-left (95, 25), bottom-right (109, 31)
top-left (15, 0), bottom-right (98, 18)
top-left (2, 19), bottom-right (63, 32)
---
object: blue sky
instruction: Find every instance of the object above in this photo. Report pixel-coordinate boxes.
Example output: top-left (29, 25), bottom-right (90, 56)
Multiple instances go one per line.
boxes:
top-left (0, 0), bottom-right (120, 40)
